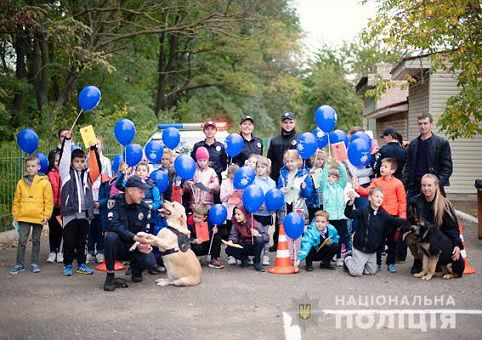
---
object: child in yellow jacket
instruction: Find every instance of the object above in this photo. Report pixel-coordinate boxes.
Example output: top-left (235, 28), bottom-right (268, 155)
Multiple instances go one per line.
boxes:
top-left (11, 155), bottom-right (53, 274)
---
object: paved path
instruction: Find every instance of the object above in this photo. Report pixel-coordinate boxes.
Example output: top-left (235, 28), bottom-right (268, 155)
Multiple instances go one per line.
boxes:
top-left (1, 222), bottom-right (482, 340)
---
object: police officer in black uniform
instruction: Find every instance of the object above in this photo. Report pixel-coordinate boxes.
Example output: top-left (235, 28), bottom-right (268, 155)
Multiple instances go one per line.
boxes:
top-left (103, 176), bottom-right (156, 292)
top-left (232, 115), bottom-right (263, 167)
top-left (191, 120), bottom-right (228, 183)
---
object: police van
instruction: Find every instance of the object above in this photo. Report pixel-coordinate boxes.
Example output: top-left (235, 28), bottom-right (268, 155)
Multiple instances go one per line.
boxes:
top-left (150, 122), bottom-right (230, 154)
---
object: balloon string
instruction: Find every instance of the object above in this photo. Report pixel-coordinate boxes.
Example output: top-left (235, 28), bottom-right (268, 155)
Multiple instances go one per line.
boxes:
top-left (251, 214), bottom-right (254, 245)
top-left (70, 109), bottom-right (84, 131)
top-left (327, 133), bottom-right (331, 160)
top-left (208, 226), bottom-right (215, 255)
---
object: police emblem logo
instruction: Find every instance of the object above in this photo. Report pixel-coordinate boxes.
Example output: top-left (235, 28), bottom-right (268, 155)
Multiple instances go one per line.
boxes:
top-left (107, 199), bottom-right (115, 209)
top-left (291, 140), bottom-right (297, 145)
top-left (138, 212), bottom-right (144, 220)
top-left (216, 145), bottom-right (221, 152)
top-left (257, 142), bottom-right (261, 149)
top-left (284, 112), bottom-right (289, 117)
top-left (298, 304), bottom-right (312, 320)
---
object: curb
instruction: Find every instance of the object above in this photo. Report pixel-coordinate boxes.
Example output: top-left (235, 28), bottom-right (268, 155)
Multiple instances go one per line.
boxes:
top-left (455, 209), bottom-right (478, 224)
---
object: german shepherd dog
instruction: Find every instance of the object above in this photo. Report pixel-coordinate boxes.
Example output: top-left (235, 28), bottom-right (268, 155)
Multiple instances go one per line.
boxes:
top-left (406, 205), bottom-right (464, 280)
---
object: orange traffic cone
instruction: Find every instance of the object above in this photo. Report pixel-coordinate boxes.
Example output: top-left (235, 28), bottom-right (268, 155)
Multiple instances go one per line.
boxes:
top-left (458, 223), bottom-right (476, 275)
top-left (268, 224), bottom-right (297, 274)
top-left (95, 261), bottom-right (126, 272)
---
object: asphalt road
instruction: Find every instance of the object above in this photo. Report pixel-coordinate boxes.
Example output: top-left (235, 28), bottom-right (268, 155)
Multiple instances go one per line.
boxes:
top-left (1, 221), bottom-right (482, 340)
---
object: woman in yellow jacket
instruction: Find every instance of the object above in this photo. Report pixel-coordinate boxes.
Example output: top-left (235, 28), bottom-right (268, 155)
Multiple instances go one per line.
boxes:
top-left (11, 156), bottom-right (53, 274)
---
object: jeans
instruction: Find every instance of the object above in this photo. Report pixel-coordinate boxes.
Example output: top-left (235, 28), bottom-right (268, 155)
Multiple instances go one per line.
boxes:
top-left (16, 222), bottom-right (43, 265)
top-left (225, 236), bottom-right (265, 263)
top-left (330, 219), bottom-right (351, 258)
top-left (305, 243), bottom-right (339, 266)
top-left (63, 218), bottom-right (89, 266)
top-left (104, 232), bottom-right (156, 273)
top-left (87, 214), bottom-right (104, 255)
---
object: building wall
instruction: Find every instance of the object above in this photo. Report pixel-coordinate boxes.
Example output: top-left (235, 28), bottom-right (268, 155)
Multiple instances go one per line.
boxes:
top-left (429, 71), bottom-right (482, 194)
top-left (377, 83), bottom-right (408, 110)
top-left (376, 112), bottom-right (408, 145)
top-left (407, 73), bottom-right (430, 139)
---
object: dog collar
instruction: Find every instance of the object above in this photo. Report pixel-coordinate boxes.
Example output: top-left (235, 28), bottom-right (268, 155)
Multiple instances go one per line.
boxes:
top-left (159, 248), bottom-right (179, 256)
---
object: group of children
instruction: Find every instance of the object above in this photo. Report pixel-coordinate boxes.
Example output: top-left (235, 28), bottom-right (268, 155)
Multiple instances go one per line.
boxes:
top-left (10, 127), bottom-right (408, 278)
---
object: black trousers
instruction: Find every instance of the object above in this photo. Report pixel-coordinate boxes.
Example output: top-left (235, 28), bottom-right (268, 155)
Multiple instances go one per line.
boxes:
top-left (225, 236), bottom-right (265, 263)
top-left (191, 231), bottom-right (222, 258)
top-left (306, 243), bottom-right (339, 265)
top-left (63, 218), bottom-right (89, 266)
top-left (104, 232), bottom-right (156, 273)
top-left (49, 207), bottom-right (63, 253)
top-left (221, 220), bottom-right (232, 241)
top-left (377, 219), bottom-right (397, 266)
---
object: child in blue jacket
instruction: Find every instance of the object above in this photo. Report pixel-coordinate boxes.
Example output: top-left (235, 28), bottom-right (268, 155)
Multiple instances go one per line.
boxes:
top-left (295, 210), bottom-right (339, 271)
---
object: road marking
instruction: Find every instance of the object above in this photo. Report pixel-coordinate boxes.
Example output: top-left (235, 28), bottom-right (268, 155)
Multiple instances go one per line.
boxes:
top-left (322, 309), bottom-right (482, 314)
top-left (282, 312), bottom-right (302, 340)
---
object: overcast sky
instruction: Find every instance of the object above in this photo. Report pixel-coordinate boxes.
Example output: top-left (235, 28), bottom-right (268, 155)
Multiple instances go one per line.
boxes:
top-left (293, 0), bottom-right (378, 57)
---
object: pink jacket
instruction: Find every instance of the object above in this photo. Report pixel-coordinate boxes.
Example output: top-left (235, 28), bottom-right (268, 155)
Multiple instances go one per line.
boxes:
top-left (184, 166), bottom-right (220, 207)
top-left (220, 178), bottom-right (242, 220)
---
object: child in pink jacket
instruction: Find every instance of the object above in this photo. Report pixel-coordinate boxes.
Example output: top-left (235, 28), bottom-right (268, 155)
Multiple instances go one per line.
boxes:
top-left (184, 147), bottom-right (220, 211)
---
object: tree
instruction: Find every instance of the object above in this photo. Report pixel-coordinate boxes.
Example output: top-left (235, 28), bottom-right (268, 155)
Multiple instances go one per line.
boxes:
top-left (365, 0), bottom-right (482, 139)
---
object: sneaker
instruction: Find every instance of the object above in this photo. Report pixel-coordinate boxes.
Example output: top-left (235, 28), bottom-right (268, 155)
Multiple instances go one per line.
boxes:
top-left (10, 264), bottom-right (25, 274)
top-left (336, 258), bottom-right (344, 267)
top-left (148, 264), bottom-right (165, 275)
top-left (305, 263), bottom-right (313, 272)
top-left (31, 264), bottom-right (40, 273)
top-left (227, 256), bottom-right (237, 265)
top-left (240, 259), bottom-right (249, 268)
top-left (46, 252), bottom-right (56, 263)
top-left (236, 260), bottom-right (242, 265)
top-left (131, 272), bottom-right (143, 283)
top-left (320, 262), bottom-right (335, 270)
top-left (208, 258), bottom-right (225, 269)
top-left (247, 257), bottom-right (254, 266)
top-left (76, 263), bottom-right (94, 275)
top-left (254, 261), bottom-right (264, 272)
top-left (343, 259), bottom-right (350, 273)
top-left (387, 264), bottom-right (398, 273)
top-left (64, 265), bottom-right (73, 276)
top-left (262, 255), bottom-right (270, 266)
top-left (377, 264), bottom-right (382, 272)
top-left (56, 252), bottom-right (64, 263)
top-left (104, 274), bottom-right (116, 292)
top-left (96, 253), bottom-right (104, 264)
top-left (86, 254), bottom-right (95, 263)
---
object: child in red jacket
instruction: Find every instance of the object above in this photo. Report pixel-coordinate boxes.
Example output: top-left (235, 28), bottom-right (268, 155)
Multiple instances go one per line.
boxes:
top-left (47, 152), bottom-right (63, 263)
top-left (354, 158), bottom-right (406, 273)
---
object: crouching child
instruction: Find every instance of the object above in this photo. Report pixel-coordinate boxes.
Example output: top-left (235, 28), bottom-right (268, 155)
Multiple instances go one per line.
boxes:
top-left (343, 187), bottom-right (405, 277)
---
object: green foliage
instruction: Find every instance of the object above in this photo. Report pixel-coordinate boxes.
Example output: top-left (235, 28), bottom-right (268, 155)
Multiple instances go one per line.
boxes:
top-left (365, 0), bottom-right (482, 139)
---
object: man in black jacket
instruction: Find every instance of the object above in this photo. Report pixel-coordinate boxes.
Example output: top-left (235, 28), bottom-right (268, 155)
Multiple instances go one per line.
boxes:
top-left (402, 113), bottom-right (453, 200)
top-left (373, 128), bottom-right (407, 179)
top-left (267, 112), bottom-right (299, 182)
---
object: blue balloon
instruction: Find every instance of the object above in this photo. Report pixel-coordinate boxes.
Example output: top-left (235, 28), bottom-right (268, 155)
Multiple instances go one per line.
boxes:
top-left (312, 127), bottom-right (329, 149)
top-left (149, 170), bottom-right (169, 193)
top-left (17, 128), bottom-right (39, 154)
top-left (233, 166), bottom-right (255, 190)
top-left (348, 138), bottom-right (371, 168)
top-left (174, 154), bottom-right (196, 180)
top-left (225, 133), bottom-right (244, 157)
top-left (284, 212), bottom-right (304, 239)
top-left (78, 85), bottom-right (101, 111)
top-left (242, 185), bottom-right (265, 213)
top-left (144, 140), bottom-right (164, 164)
top-left (162, 127), bottom-right (180, 149)
top-left (314, 105), bottom-right (337, 132)
top-left (264, 188), bottom-right (285, 212)
top-left (125, 144), bottom-right (143, 167)
top-left (36, 152), bottom-right (48, 174)
top-left (112, 153), bottom-right (123, 174)
top-left (329, 129), bottom-right (348, 147)
top-left (297, 132), bottom-right (317, 159)
top-left (208, 204), bottom-right (228, 225)
top-left (350, 132), bottom-right (372, 149)
top-left (114, 119), bottom-right (136, 146)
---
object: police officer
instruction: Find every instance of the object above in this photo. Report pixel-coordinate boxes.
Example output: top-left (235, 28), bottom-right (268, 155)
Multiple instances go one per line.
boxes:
top-left (191, 120), bottom-right (228, 182)
top-left (231, 115), bottom-right (263, 167)
top-left (103, 176), bottom-right (156, 292)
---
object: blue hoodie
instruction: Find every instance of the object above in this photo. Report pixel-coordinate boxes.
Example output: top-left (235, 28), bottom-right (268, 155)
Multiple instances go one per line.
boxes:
top-left (297, 219), bottom-right (339, 262)
top-left (277, 166), bottom-right (313, 199)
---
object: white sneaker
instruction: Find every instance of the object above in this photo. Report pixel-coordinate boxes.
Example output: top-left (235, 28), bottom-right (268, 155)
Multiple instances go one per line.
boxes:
top-left (247, 257), bottom-right (254, 266)
top-left (46, 252), bottom-right (56, 263)
top-left (336, 258), bottom-right (344, 267)
top-left (56, 252), bottom-right (63, 263)
top-left (86, 254), bottom-right (95, 263)
top-left (262, 255), bottom-right (270, 266)
top-left (228, 256), bottom-right (236, 265)
top-left (95, 253), bottom-right (104, 263)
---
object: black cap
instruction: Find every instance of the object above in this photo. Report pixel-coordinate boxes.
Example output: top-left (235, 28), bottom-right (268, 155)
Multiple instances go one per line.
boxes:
top-left (281, 112), bottom-right (295, 121)
top-left (203, 120), bottom-right (217, 130)
top-left (381, 127), bottom-right (398, 138)
top-left (240, 115), bottom-right (254, 124)
top-left (125, 175), bottom-right (149, 191)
